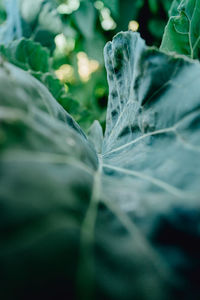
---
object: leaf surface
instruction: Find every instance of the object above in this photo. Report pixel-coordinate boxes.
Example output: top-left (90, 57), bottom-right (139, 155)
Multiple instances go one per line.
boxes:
top-left (0, 59), bottom-right (98, 299)
top-left (0, 0), bottom-right (22, 44)
top-left (101, 31), bottom-right (200, 299)
top-left (1, 32), bottom-right (200, 300)
top-left (161, 0), bottom-right (200, 59)
top-left (0, 38), bottom-right (76, 111)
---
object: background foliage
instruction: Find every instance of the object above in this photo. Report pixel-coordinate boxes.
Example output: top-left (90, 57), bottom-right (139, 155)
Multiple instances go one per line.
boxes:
top-left (0, 0), bottom-right (173, 131)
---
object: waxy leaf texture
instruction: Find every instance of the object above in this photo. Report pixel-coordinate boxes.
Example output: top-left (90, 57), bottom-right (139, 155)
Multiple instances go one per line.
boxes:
top-left (0, 32), bottom-right (200, 300)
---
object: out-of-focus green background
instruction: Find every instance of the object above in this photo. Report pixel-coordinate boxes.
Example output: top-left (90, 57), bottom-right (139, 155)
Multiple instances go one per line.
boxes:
top-left (0, 0), bottom-right (173, 131)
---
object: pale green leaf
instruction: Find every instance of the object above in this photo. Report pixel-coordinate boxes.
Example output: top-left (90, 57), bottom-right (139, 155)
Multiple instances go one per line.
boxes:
top-left (73, 1), bottom-right (96, 39)
top-left (0, 0), bottom-right (22, 44)
top-left (88, 120), bottom-right (103, 153)
top-left (1, 32), bottom-right (200, 300)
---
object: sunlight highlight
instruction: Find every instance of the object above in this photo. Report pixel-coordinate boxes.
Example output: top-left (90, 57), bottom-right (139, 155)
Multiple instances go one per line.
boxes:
top-left (128, 20), bottom-right (139, 32)
top-left (77, 52), bottom-right (99, 82)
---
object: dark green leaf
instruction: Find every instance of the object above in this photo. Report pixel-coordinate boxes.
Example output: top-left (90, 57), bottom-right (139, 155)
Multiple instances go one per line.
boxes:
top-left (161, 0), bottom-right (200, 59)
top-left (118, 0), bottom-right (144, 30)
top-left (102, 0), bottom-right (119, 18)
top-left (148, 0), bottom-right (159, 14)
top-left (148, 18), bottom-right (166, 39)
top-left (0, 38), bottom-right (49, 72)
top-left (0, 38), bottom-right (75, 114)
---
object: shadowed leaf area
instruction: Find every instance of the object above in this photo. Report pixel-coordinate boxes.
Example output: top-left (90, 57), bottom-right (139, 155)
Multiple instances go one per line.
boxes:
top-left (0, 30), bottom-right (200, 299)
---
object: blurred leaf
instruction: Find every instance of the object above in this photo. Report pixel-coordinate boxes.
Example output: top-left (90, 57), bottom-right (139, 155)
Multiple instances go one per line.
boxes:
top-left (161, 0), bottom-right (200, 59)
top-left (168, 0), bottom-right (181, 16)
top-left (37, 2), bottom-right (62, 35)
top-left (117, 0), bottom-right (144, 30)
top-left (0, 38), bottom-right (72, 110)
top-left (148, 0), bottom-right (159, 14)
top-left (73, 1), bottom-right (96, 39)
top-left (0, 0), bottom-right (6, 25)
top-left (148, 18), bottom-right (166, 39)
top-left (0, 38), bottom-right (49, 72)
top-left (0, 0), bottom-right (22, 44)
top-left (0, 0), bottom-right (175, 134)
top-left (0, 0), bottom-right (63, 49)
top-left (20, 0), bottom-right (63, 50)
top-left (163, 0), bottom-right (174, 14)
top-left (1, 31), bottom-right (200, 300)
top-left (20, 0), bottom-right (43, 23)
top-left (88, 120), bottom-right (103, 153)
top-left (36, 72), bottom-right (65, 100)
top-left (83, 32), bottom-right (105, 64)
top-left (102, 0), bottom-right (119, 18)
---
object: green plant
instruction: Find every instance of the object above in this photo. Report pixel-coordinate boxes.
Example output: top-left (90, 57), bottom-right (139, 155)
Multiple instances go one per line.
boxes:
top-left (0, 0), bottom-right (175, 132)
top-left (1, 0), bottom-right (200, 299)
top-left (161, 0), bottom-right (200, 59)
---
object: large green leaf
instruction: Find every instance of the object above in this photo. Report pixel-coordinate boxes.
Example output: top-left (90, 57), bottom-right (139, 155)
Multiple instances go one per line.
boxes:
top-left (102, 32), bottom-right (200, 299)
top-left (105, 34), bottom-right (192, 197)
top-left (1, 31), bottom-right (200, 300)
top-left (0, 57), bottom-right (98, 300)
top-left (161, 0), bottom-right (200, 59)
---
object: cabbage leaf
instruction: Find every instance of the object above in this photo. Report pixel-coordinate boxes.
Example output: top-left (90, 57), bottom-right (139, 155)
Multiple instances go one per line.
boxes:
top-left (1, 31), bottom-right (200, 299)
